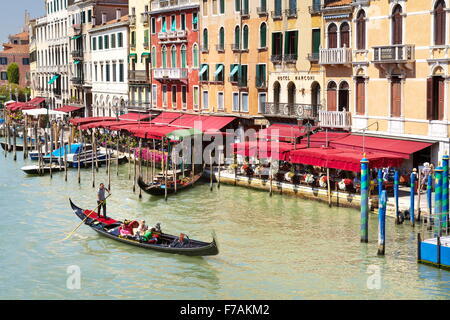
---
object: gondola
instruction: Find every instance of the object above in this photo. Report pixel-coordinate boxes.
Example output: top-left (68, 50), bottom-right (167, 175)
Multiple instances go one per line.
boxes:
top-left (0, 141), bottom-right (30, 151)
top-left (137, 172), bottom-right (202, 196)
top-left (69, 199), bottom-right (219, 256)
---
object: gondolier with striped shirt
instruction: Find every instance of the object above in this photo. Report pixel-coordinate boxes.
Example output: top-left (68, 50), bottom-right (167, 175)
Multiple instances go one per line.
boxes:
top-left (97, 183), bottom-right (110, 219)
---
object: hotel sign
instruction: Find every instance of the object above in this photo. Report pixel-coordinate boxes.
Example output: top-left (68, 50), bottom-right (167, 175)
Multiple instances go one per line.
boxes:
top-left (276, 75), bottom-right (316, 81)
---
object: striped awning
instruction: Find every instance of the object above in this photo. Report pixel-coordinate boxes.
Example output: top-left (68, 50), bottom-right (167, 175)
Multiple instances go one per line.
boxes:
top-left (48, 75), bottom-right (60, 85)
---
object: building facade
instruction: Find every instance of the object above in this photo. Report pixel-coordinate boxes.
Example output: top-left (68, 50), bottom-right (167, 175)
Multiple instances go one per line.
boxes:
top-left (127, 0), bottom-right (151, 112)
top-left (89, 14), bottom-right (129, 117)
top-left (67, 0), bottom-right (128, 116)
top-left (198, 0), bottom-right (269, 120)
top-left (31, 0), bottom-right (70, 109)
top-left (148, 0), bottom-right (200, 112)
top-left (265, 0), bottom-right (324, 123)
top-left (315, 0), bottom-right (450, 166)
top-left (0, 31), bottom-right (31, 89)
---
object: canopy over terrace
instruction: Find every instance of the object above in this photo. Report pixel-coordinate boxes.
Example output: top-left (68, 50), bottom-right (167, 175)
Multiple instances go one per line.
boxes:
top-left (289, 147), bottom-right (404, 172)
top-left (328, 134), bottom-right (433, 159)
top-left (150, 112), bottom-right (182, 125)
top-left (22, 108), bottom-right (66, 116)
top-left (54, 105), bottom-right (83, 113)
top-left (27, 97), bottom-right (46, 106)
top-left (70, 117), bottom-right (116, 126)
top-left (232, 140), bottom-right (296, 161)
top-left (258, 124), bottom-right (316, 141)
top-left (5, 102), bottom-right (39, 111)
top-left (119, 113), bottom-right (153, 121)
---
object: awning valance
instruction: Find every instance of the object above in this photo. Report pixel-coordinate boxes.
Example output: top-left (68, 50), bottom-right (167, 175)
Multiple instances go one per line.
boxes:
top-left (48, 75), bottom-right (60, 85)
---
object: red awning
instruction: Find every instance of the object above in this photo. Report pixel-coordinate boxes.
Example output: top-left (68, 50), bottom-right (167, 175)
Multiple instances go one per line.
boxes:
top-left (109, 122), bottom-right (152, 131)
top-left (258, 124), bottom-right (318, 141)
top-left (6, 102), bottom-right (38, 111)
top-left (150, 112), bottom-right (182, 125)
top-left (202, 116), bottom-right (236, 132)
top-left (329, 134), bottom-right (433, 159)
top-left (79, 120), bottom-right (121, 130)
top-left (232, 140), bottom-right (295, 161)
top-left (27, 97), bottom-right (46, 105)
top-left (70, 117), bottom-right (116, 126)
top-left (54, 105), bottom-right (83, 113)
top-left (289, 147), bottom-right (404, 172)
top-left (132, 125), bottom-right (177, 140)
top-left (119, 113), bottom-right (152, 121)
top-left (170, 114), bottom-right (207, 128)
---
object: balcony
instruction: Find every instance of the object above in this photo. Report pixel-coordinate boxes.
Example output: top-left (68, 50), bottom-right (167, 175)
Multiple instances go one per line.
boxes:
top-left (255, 79), bottom-right (267, 89)
top-left (71, 77), bottom-right (83, 85)
top-left (127, 102), bottom-right (152, 112)
top-left (176, 30), bottom-right (187, 38)
top-left (200, 45), bottom-right (209, 53)
top-left (271, 10), bottom-right (283, 20)
top-left (283, 54), bottom-right (298, 63)
top-left (318, 110), bottom-right (352, 129)
top-left (153, 68), bottom-right (188, 80)
top-left (130, 43), bottom-right (136, 51)
top-left (158, 32), bottom-right (167, 40)
top-left (271, 54), bottom-right (282, 63)
top-left (264, 103), bottom-right (321, 119)
top-left (128, 70), bottom-right (148, 82)
top-left (257, 7), bottom-right (268, 15)
top-left (216, 44), bottom-right (225, 52)
top-left (141, 13), bottom-right (149, 24)
top-left (319, 47), bottom-right (352, 65)
top-left (129, 15), bottom-right (136, 27)
top-left (72, 24), bottom-right (81, 35)
top-left (151, 0), bottom-right (196, 11)
top-left (372, 44), bottom-right (415, 63)
top-left (309, 4), bottom-right (322, 14)
top-left (143, 42), bottom-right (149, 49)
top-left (241, 8), bottom-right (250, 18)
top-left (307, 52), bottom-right (319, 63)
top-left (231, 44), bottom-right (241, 52)
top-left (285, 8), bottom-right (298, 18)
top-left (71, 50), bottom-right (83, 60)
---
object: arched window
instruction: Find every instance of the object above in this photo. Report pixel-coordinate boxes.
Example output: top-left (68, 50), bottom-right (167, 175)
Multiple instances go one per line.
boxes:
top-left (171, 45), bottom-right (177, 68)
top-left (338, 81), bottom-right (349, 111)
top-left (181, 45), bottom-right (187, 68)
top-left (392, 5), bottom-right (403, 45)
top-left (328, 23), bottom-right (338, 48)
top-left (356, 10), bottom-right (366, 50)
top-left (151, 46), bottom-right (156, 68)
top-left (243, 25), bottom-right (249, 49)
top-left (273, 81), bottom-right (281, 106)
top-left (340, 22), bottom-right (350, 48)
top-left (327, 81), bottom-right (337, 111)
top-left (219, 27), bottom-right (225, 49)
top-left (287, 82), bottom-right (296, 105)
top-left (234, 25), bottom-right (240, 48)
top-left (260, 23), bottom-right (267, 48)
top-left (202, 28), bottom-right (208, 49)
top-left (162, 46), bottom-right (167, 68)
top-left (434, 0), bottom-right (446, 45)
top-left (193, 44), bottom-right (199, 68)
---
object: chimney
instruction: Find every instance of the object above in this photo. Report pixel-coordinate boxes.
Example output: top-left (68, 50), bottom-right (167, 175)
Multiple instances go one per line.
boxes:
top-left (92, 15), bottom-right (96, 26)
top-left (101, 12), bottom-right (107, 24)
top-left (116, 9), bottom-right (122, 21)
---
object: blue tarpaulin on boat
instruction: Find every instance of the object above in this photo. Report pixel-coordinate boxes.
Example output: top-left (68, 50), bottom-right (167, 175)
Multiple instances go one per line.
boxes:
top-left (46, 143), bottom-right (82, 157)
top-left (0, 119), bottom-right (4, 124)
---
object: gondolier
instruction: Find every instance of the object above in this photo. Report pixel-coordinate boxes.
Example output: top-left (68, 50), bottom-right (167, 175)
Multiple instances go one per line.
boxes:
top-left (97, 183), bottom-right (110, 218)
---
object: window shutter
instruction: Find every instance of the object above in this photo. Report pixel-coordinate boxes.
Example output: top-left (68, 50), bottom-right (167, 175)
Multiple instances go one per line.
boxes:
top-left (356, 78), bottom-right (365, 115)
top-left (272, 33), bottom-right (276, 55)
top-left (312, 29), bottom-right (320, 54)
top-left (439, 78), bottom-right (445, 120)
top-left (391, 79), bottom-right (401, 117)
top-left (293, 31), bottom-right (298, 55)
top-left (426, 78), bottom-right (433, 120)
top-left (243, 26), bottom-right (249, 49)
top-left (260, 24), bottom-right (267, 48)
top-left (327, 89), bottom-right (336, 111)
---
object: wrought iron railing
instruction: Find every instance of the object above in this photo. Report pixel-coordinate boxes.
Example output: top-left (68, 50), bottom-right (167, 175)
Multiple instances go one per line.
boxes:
top-left (319, 47), bottom-right (352, 64)
top-left (264, 103), bottom-right (322, 119)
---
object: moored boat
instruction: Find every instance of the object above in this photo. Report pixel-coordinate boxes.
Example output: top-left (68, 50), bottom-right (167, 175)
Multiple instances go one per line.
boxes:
top-left (21, 164), bottom-right (64, 175)
top-left (137, 170), bottom-right (202, 196)
top-left (69, 199), bottom-right (219, 256)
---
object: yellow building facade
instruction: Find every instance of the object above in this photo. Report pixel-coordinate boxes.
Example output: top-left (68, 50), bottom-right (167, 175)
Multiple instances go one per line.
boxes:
top-left (265, 0), bottom-right (324, 122)
top-left (199, 0), bottom-right (269, 121)
top-left (319, 0), bottom-right (450, 166)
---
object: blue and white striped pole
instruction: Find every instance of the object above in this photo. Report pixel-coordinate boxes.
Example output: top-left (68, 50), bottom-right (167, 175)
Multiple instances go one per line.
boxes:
top-left (360, 157), bottom-right (369, 243)
top-left (427, 174), bottom-right (433, 224)
top-left (378, 190), bottom-right (387, 255)
top-left (435, 167), bottom-right (443, 237)
top-left (394, 170), bottom-right (399, 224)
top-left (410, 170), bottom-right (416, 226)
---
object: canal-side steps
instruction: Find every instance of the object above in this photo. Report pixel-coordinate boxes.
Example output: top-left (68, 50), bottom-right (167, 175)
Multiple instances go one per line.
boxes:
top-left (203, 169), bottom-right (432, 220)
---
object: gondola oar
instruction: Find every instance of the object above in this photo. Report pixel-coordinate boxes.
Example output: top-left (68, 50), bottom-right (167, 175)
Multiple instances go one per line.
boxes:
top-left (61, 194), bottom-right (112, 242)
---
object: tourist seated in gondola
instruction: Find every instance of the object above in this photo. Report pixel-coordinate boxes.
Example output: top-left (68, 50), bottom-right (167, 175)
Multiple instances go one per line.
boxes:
top-left (170, 233), bottom-right (189, 248)
top-left (136, 220), bottom-right (148, 236)
top-left (142, 228), bottom-right (159, 244)
top-left (119, 220), bottom-right (138, 238)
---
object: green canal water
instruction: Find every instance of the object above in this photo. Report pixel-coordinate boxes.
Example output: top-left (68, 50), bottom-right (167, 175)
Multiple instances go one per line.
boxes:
top-left (0, 151), bottom-right (449, 299)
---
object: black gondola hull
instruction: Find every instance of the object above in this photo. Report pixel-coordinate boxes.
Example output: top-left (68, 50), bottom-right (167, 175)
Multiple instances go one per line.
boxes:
top-left (69, 199), bottom-right (219, 256)
top-left (137, 174), bottom-right (202, 196)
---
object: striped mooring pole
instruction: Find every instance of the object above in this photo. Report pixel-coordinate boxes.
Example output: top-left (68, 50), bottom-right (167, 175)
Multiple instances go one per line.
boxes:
top-left (427, 174), bottom-right (433, 224)
top-left (394, 170), bottom-right (400, 224)
top-left (434, 167), bottom-right (443, 237)
top-left (410, 170), bottom-right (416, 226)
top-left (377, 168), bottom-right (383, 204)
top-left (442, 155), bottom-right (449, 231)
top-left (378, 190), bottom-right (387, 255)
top-left (360, 157), bottom-right (369, 243)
